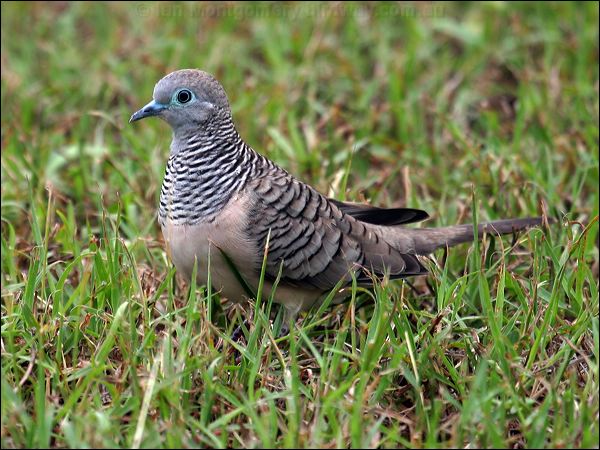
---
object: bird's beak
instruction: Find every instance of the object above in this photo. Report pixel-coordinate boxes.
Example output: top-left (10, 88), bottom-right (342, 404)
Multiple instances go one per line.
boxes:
top-left (129, 100), bottom-right (167, 123)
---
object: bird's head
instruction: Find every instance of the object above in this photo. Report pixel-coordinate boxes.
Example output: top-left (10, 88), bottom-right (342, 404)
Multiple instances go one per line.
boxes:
top-left (129, 69), bottom-right (231, 132)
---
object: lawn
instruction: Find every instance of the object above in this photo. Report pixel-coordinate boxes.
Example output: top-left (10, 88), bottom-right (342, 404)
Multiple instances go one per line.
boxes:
top-left (1, 2), bottom-right (598, 448)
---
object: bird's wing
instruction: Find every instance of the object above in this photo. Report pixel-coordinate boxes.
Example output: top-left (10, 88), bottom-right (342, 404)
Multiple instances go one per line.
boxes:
top-left (246, 174), bottom-right (427, 291)
top-left (328, 198), bottom-right (430, 226)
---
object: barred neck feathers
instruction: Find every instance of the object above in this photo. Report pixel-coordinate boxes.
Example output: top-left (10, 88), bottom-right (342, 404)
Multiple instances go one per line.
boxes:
top-left (159, 114), bottom-right (268, 226)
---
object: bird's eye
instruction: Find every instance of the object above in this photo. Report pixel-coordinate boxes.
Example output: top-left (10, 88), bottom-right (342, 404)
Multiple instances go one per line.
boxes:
top-left (176, 89), bottom-right (192, 104)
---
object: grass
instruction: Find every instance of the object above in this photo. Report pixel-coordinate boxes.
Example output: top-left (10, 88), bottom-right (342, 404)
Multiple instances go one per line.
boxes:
top-left (1, 1), bottom-right (598, 448)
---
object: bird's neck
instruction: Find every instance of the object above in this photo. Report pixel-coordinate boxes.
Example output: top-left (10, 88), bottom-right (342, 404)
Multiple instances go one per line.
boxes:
top-left (159, 116), bottom-right (264, 226)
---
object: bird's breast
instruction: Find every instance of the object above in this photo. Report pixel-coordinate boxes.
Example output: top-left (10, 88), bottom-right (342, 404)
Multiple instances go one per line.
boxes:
top-left (160, 191), bottom-right (261, 301)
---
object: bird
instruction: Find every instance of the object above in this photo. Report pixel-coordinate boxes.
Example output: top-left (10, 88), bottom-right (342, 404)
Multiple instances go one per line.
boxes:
top-left (130, 69), bottom-right (547, 335)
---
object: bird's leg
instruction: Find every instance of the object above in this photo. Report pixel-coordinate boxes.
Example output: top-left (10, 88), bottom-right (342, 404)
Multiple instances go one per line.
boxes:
top-left (278, 322), bottom-right (290, 338)
top-left (222, 318), bottom-right (250, 364)
top-left (278, 305), bottom-right (300, 338)
top-left (215, 316), bottom-right (249, 353)
top-left (231, 318), bottom-right (250, 342)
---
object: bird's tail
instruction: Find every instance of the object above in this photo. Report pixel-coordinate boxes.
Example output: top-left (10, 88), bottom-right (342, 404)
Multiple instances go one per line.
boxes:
top-left (405, 217), bottom-right (548, 254)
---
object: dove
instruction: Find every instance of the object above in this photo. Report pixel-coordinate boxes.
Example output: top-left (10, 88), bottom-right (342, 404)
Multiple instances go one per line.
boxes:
top-left (130, 69), bottom-right (545, 334)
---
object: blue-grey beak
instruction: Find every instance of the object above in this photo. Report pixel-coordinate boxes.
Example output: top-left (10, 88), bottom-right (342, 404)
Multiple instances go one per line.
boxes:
top-left (129, 100), bottom-right (167, 123)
